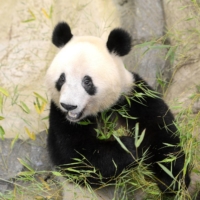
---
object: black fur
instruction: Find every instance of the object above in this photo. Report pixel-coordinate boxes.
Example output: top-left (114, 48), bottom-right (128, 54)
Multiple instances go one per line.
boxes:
top-left (48, 72), bottom-right (190, 193)
top-left (52, 22), bottom-right (73, 47)
top-left (107, 28), bottom-right (132, 56)
top-left (82, 75), bottom-right (97, 95)
top-left (55, 73), bottom-right (65, 91)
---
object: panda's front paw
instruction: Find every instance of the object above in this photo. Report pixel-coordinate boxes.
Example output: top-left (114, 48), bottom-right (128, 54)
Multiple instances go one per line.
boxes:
top-left (119, 136), bottom-right (137, 161)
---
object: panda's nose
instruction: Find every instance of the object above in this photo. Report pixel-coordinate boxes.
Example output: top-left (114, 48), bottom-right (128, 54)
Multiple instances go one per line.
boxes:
top-left (60, 103), bottom-right (77, 111)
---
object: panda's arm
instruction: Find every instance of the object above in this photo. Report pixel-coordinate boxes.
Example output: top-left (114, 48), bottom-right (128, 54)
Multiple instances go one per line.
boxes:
top-left (80, 136), bottom-right (137, 178)
top-left (48, 101), bottom-right (137, 181)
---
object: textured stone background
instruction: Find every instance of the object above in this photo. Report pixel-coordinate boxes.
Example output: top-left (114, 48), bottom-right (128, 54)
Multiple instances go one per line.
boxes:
top-left (0, 0), bottom-right (200, 199)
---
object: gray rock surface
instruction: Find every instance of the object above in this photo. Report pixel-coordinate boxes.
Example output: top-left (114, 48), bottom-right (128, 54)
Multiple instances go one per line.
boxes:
top-left (163, 0), bottom-right (200, 112)
top-left (126, 45), bottom-right (170, 90)
top-left (114, 0), bottom-right (164, 40)
top-left (0, 131), bottom-right (51, 193)
top-left (114, 0), bottom-right (167, 88)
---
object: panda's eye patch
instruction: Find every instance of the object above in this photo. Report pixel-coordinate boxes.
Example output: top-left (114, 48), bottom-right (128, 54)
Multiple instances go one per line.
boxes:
top-left (55, 73), bottom-right (66, 91)
top-left (83, 76), bottom-right (92, 86)
top-left (82, 75), bottom-right (97, 96)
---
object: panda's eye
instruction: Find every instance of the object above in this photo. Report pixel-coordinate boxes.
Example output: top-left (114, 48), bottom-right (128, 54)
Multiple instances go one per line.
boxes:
top-left (83, 76), bottom-right (92, 86)
top-left (82, 75), bottom-right (97, 96)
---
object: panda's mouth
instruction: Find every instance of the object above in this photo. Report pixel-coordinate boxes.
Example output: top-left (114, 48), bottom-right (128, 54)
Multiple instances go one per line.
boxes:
top-left (66, 111), bottom-right (83, 121)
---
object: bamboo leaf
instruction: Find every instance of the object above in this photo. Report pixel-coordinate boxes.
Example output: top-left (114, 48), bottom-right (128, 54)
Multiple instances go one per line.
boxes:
top-left (0, 87), bottom-right (9, 96)
top-left (52, 171), bottom-right (62, 176)
top-left (18, 171), bottom-right (35, 176)
top-left (0, 116), bottom-right (4, 120)
top-left (25, 127), bottom-right (35, 140)
top-left (0, 126), bottom-right (5, 140)
top-left (165, 46), bottom-right (177, 64)
top-left (179, 5), bottom-right (188, 10)
top-left (113, 134), bottom-right (131, 153)
top-left (159, 156), bottom-right (176, 163)
top-left (18, 158), bottom-right (34, 172)
top-left (134, 123), bottom-right (139, 147)
top-left (124, 95), bottom-right (131, 107)
top-left (78, 120), bottom-right (92, 125)
top-left (19, 101), bottom-right (30, 114)
top-left (157, 163), bottom-right (174, 179)
top-left (150, 45), bottom-right (171, 49)
top-left (112, 159), bottom-right (117, 170)
top-left (162, 143), bottom-right (176, 147)
top-left (120, 113), bottom-right (136, 120)
top-left (10, 133), bottom-right (19, 149)
top-left (42, 8), bottom-right (49, 18)
top-left (135, 129), bottom-right (146, 148)
top-left (49, 5), bottom-right (53, 19)
top-left (33, 92), bottom-right (47, 103)
top-left (36, 97), bottom-right (41, 110)
top-left (39, 102), bottom-right (46, 113)
top-left (22, 18), bottom-right (35, 23)
top-left (165, 46), bottom-right (176, 60)
top-left (66, 168), bottom-right (81, 173)
top-left (42, 116), bottom-right (49, 120)
top-left (28, 9), bottom-right (36, 18)
top-left (38, 176), bottom-right (51, 190)
top-left (34, 102), bottom-right (40, 114)
top-left (136, 41), bottom-right (155, 48)
top-left (186, 17), bottom-right (194, 21)
top-left (0, 96), bottom-right (3, 111)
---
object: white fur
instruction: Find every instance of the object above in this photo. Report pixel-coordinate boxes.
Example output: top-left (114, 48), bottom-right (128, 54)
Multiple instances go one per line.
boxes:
top-left (46, 35), bottom-right (133, 121)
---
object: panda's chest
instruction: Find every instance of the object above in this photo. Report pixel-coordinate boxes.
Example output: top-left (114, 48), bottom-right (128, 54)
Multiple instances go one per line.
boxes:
top-left (95, 111), bottom-right (130, 140)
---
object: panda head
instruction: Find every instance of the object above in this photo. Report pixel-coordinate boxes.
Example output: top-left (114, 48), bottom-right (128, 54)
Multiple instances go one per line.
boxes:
top-left (46, 22), bottom-right (133, 122)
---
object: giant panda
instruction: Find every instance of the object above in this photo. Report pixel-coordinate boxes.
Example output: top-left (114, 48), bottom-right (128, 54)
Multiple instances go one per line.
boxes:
top-left (46, 22), bottom-right (190, 196)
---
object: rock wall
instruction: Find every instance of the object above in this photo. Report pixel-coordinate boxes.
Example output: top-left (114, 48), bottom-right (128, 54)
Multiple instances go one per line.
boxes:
top-left (114, 0), bottom-right (167, 88)
top-left (163, 0), bottom-right (200, 108)
top-left (0, 0), bottom-right (200, 199)
top-left (163, 0), bottom-right (200, 197)
top-left (0, 0), bottom-right (120, 139)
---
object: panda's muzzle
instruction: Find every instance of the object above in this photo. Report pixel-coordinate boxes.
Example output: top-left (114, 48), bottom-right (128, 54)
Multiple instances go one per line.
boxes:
top-left (60, 102), bottom-right (83, 121)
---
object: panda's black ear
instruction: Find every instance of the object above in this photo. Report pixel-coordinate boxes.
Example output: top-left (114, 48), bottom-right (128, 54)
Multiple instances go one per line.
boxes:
top-left (106, 28), bottom-right (132, 56)
top-left (52, 22), bottom-right (73, 48)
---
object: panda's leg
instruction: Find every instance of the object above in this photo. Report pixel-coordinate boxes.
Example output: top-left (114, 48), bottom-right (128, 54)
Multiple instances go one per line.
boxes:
top-left (151, 148), bottom-right (190, 193)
